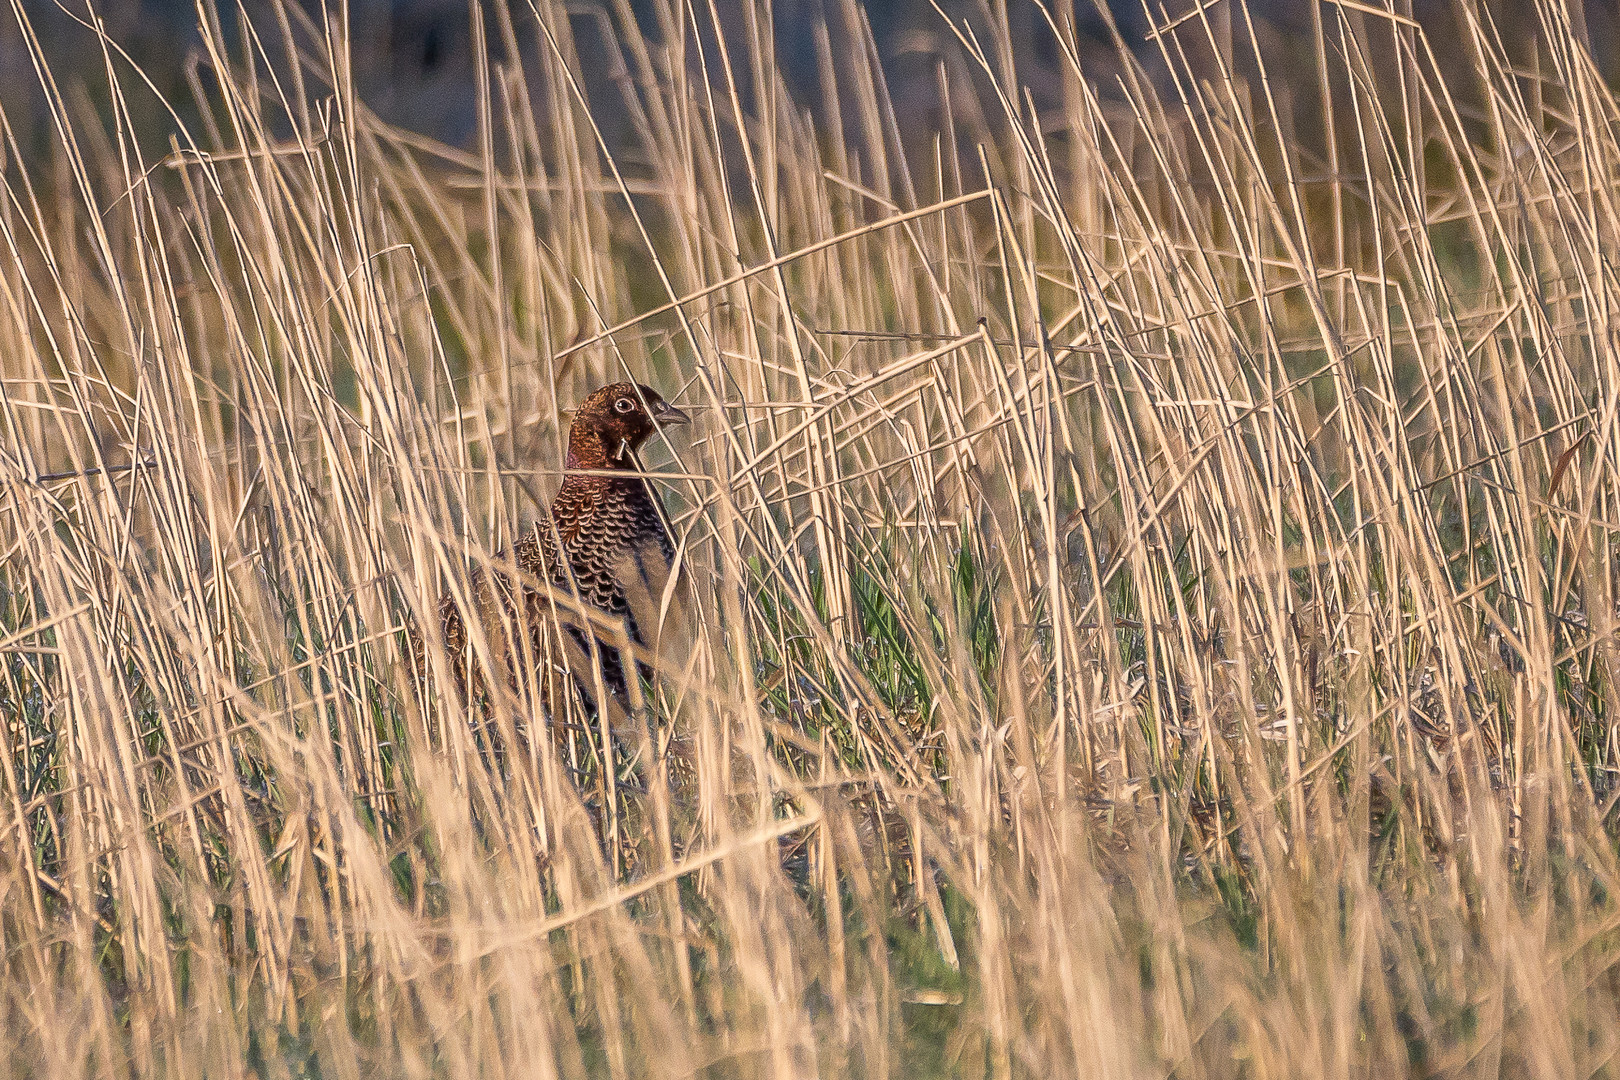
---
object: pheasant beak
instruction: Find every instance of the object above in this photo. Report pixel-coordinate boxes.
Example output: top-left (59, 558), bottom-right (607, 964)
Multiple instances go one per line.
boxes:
top-left (652, 399), bottom-right (691, 426)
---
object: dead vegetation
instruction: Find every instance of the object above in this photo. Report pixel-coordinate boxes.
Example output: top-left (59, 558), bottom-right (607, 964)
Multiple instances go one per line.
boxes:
top-left (3, 0), bottom-right (1620, 1075)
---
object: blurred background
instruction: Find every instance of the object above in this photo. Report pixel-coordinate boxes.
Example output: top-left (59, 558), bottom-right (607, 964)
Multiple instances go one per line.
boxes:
top-left (9, 0), bottom-right (1617, 172)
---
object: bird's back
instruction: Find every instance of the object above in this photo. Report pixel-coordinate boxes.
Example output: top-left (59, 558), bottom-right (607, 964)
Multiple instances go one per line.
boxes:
top-left (541, 471), bottom-right (675, 625)
top-left (456, 469), bottom-right (670, 705)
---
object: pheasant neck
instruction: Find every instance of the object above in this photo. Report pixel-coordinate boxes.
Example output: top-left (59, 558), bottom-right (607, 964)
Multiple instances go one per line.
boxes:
top-left (566, 431), bottom-right (635, 470)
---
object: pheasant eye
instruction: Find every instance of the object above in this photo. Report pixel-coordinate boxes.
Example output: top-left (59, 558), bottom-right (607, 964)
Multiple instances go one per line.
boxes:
top-left (614, 397), bottom-right (635, 413)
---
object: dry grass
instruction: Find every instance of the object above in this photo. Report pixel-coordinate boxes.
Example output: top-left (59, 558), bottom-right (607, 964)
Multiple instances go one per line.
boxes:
top-left (2, 0), bottom-right (1620, 1075)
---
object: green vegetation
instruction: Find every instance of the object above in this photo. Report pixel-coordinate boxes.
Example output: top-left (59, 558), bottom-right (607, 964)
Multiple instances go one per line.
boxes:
top-left (2, 0), bottom-right (1619, 1075)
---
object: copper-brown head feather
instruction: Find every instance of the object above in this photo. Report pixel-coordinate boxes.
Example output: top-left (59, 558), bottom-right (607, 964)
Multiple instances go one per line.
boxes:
top-left (566, 382), bottom-right (689, 469)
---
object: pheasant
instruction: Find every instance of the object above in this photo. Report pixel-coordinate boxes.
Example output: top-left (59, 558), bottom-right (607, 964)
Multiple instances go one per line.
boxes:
top-left (424, 382), bottom-right (690, 718)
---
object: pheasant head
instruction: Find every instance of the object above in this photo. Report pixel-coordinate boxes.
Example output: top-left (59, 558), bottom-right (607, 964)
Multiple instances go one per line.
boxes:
top-left (565, 382), bottom-right (690, 469)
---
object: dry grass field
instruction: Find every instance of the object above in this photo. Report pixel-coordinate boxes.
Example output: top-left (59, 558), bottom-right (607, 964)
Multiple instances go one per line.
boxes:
top-left (2, 0), bottom-right (1620, 1075)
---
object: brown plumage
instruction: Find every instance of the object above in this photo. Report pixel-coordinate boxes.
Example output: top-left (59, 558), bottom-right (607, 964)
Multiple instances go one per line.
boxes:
top-left (424, 382), bottom-right (689, 715)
